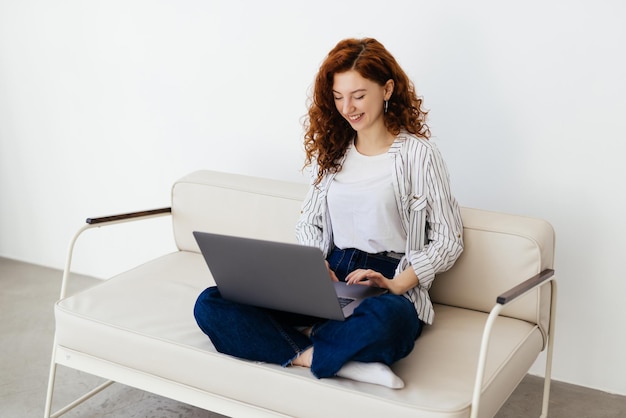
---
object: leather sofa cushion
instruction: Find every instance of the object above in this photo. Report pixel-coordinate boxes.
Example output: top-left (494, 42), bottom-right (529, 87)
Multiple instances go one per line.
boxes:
top-left (56, 251), bottom-right (543, 418)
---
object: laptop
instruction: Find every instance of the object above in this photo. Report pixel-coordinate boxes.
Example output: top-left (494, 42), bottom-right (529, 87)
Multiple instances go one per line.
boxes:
top-left (193, 231), bottom-right (387, 321)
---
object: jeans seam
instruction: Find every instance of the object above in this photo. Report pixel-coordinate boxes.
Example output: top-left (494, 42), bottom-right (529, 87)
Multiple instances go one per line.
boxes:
top-left (267, 315), bottom-right (309, 366)
top-left (332, 248), bottom-right (347, 274)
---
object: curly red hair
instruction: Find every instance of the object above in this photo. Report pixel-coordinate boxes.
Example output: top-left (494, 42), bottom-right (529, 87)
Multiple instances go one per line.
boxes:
top-left (303, 38), bottom-right (431, 185)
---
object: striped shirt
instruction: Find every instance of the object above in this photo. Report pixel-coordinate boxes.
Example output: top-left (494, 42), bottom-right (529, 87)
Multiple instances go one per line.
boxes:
top-left (295, 132), bottom-right (464, 324)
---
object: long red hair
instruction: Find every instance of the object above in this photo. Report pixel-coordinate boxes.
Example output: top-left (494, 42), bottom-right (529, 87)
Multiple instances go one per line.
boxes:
top-left (303, 38), bottom-right (430, 185)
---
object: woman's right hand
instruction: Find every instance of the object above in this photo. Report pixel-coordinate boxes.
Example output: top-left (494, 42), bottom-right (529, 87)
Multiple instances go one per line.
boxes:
top-left (325, 261), bottom-right (339, 282)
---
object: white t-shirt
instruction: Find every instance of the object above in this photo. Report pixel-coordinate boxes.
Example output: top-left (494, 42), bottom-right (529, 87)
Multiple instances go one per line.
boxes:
top-left (327, 145), bottom-right (406, 254)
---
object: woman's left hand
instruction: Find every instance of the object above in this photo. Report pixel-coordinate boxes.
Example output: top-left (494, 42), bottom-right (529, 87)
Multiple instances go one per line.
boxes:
top-left (344, 269), bottom-right (401, 294)
top-left (345, 267), bottom-right (419, 295)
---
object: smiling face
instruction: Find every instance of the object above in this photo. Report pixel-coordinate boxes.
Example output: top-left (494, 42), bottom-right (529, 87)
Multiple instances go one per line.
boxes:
top-left (332, 70), bottom-right (394, 136)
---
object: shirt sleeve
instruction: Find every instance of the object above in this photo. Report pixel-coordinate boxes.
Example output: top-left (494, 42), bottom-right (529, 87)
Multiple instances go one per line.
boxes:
top-left (295, 166), bottom-right (329, 254)
top-left (404, 144), bottom-right (464, 291)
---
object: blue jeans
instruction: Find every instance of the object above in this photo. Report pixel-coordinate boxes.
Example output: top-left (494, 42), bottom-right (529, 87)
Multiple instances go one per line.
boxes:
top-left (194, 248), bottom-right (423, 378)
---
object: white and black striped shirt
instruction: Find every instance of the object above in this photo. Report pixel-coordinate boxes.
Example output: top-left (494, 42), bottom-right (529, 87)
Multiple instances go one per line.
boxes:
top-left (296, 132), bottom-right (464, 324)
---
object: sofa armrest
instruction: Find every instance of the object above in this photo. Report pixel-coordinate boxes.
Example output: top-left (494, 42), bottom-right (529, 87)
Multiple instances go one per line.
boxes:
top-left (59, 207), bottom-right (172, 299)
top-left (496, 269), bottom-right (555, 305)
top-left (86, 207), bottom-right (171, 225)
top-left (471, 269), bottom-right (557, 418)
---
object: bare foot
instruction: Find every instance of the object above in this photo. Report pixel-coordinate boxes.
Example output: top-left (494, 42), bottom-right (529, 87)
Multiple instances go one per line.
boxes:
top-left (291, 347), bottom-right (313, 368)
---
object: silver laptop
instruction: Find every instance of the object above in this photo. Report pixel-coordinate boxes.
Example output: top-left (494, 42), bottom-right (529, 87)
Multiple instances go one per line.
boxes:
top-left (193, 231), bottom-right (387, 321)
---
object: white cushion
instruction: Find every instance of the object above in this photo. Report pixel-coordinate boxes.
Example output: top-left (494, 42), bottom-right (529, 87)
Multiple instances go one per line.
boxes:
top-left (56, 251), bottom-right (543, 418)
top-left (171, 170), bottom-right (307, 253)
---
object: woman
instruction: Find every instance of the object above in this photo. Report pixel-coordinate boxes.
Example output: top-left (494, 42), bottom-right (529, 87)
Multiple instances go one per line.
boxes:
top-left (194, 38), bottom-right (463, 389)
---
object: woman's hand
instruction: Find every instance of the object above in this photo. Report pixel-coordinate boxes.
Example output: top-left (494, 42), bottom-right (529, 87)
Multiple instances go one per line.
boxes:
top-left (325, 261), bottom-right (339, 282)
top-left (345, 269), bottom-right (400, 293)
top-left (344, 267), bottom-right (419, 295)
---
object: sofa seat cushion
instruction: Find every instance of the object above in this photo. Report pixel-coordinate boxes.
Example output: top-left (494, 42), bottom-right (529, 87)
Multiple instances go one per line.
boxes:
top-left (55, 251), bottom-right (543, 418)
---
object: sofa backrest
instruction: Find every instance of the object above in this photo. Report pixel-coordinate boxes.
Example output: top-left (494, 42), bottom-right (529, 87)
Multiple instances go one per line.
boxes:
top-left (429, 207), bottom-right (555, 341)
top-left (172, 170), bottom-right (307, 253)
top-left (172, 171), bottom-right (554, 338)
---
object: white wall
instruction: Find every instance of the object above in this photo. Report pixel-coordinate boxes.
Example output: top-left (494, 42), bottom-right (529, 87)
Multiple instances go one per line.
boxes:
top-left (1, 0), bottom-right (625, 396)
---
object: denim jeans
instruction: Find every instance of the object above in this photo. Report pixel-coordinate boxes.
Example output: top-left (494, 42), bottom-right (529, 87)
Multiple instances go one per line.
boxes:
top-left (194, 247), bottom-right (423, 378)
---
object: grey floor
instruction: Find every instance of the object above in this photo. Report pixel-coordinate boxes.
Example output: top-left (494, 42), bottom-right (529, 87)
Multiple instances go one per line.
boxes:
top-left (1, 257), bottom-right (625, 418)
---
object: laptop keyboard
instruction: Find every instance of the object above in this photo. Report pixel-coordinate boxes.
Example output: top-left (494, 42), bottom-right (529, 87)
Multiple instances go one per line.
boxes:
top-left (338, 296), bottom-right (355, 308)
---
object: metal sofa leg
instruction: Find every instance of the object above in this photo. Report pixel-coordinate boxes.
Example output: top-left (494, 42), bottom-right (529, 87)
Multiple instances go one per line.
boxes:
top-left (44, 340), bottom-right (116, 417)
top-left (43, 345), bottom-right (58, 418)
top-left (540, 280), bottom-right (558, 418)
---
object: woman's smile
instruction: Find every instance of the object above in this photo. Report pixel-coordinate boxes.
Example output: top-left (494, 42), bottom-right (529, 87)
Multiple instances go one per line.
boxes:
top-left (333, 70), bottom-right (387, 134)
top-left (348, 113), bottom-right (364, 122)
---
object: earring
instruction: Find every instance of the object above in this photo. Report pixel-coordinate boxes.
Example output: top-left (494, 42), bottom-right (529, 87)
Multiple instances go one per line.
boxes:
top-left (384, 100), bottom-right (389, 114)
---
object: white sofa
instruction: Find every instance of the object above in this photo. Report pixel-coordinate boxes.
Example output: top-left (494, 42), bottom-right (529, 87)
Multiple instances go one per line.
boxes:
top-left (44, 170), bottom-right (557, 418)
